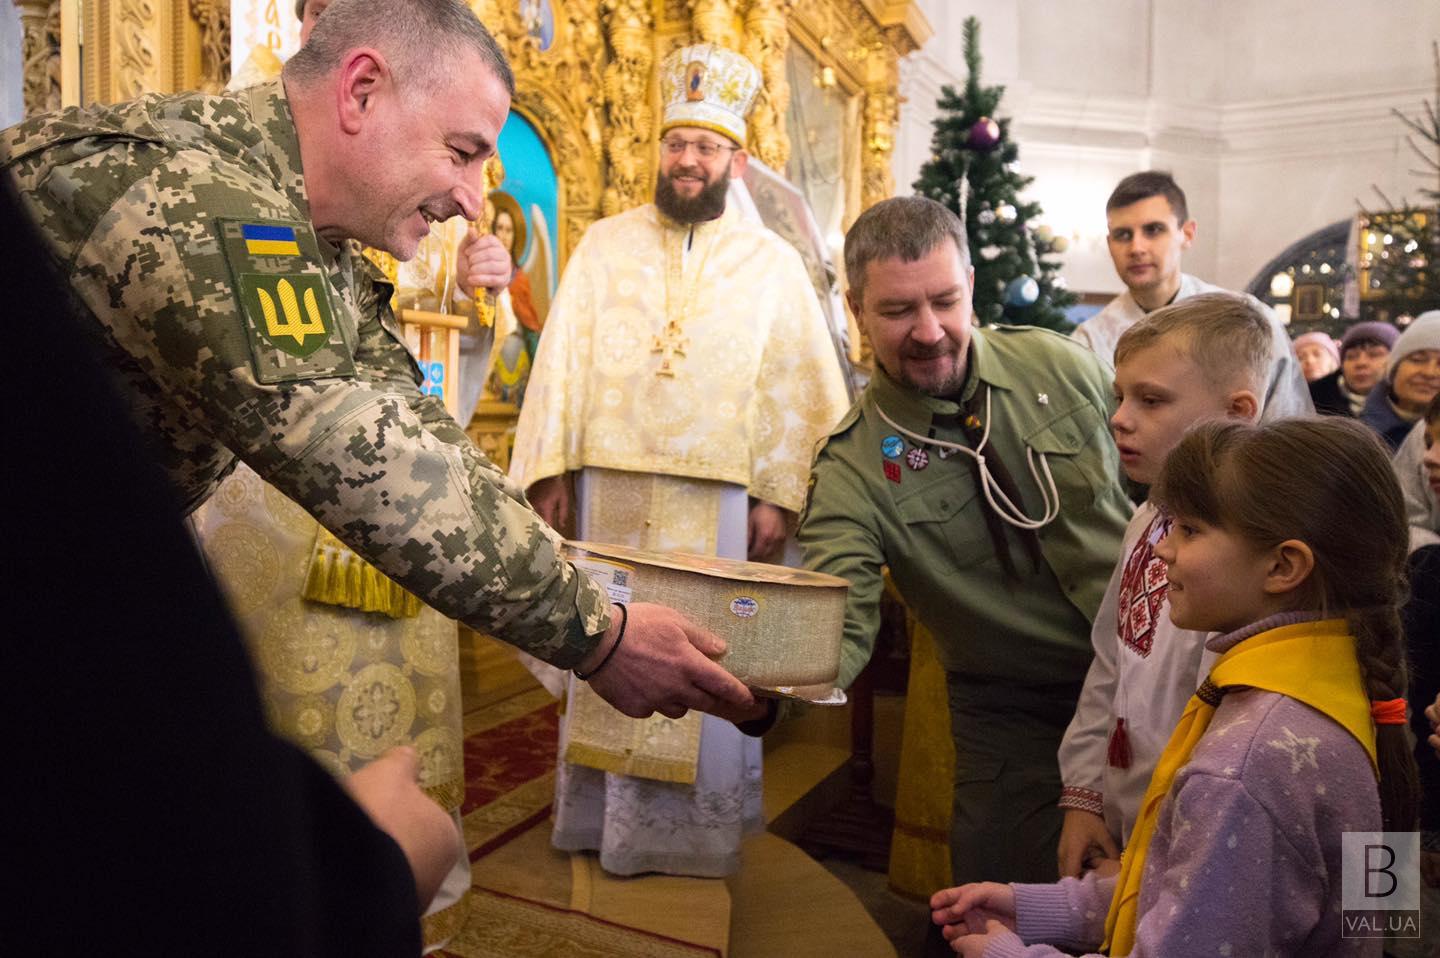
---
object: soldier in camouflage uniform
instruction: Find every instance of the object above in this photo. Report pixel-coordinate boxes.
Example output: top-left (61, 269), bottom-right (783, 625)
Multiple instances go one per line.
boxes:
top-left (1, 0), bottom-right (752, 740)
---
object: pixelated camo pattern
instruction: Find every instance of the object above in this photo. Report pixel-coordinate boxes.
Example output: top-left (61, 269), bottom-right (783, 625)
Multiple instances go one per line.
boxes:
top-left (1, 79), bottom-right (608, 667)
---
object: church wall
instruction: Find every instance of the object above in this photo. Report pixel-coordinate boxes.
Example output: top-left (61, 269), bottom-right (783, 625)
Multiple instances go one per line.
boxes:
top-left (0, 2), bottom-right (23, 129)
top-left (896, 0), bottom-right (1438, 298)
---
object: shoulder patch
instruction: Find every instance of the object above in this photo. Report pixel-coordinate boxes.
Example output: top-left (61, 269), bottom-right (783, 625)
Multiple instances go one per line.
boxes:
top-left (217, 218), bottom-right (354, 383)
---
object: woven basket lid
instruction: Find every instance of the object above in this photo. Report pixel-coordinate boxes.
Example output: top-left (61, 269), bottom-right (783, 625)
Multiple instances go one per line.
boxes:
top-left (565, 541), bottom-right (849, 687)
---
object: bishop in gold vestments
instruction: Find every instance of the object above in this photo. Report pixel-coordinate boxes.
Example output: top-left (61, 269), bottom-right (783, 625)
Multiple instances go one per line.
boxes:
top-left (509, 44), bottom-right (850, 876)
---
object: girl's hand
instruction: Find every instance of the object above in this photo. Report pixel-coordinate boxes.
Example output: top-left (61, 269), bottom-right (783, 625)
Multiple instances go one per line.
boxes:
top-left (949, 918), bottom-right (1022, 956)
top-left (931, 882), bottom-right (1016, 935)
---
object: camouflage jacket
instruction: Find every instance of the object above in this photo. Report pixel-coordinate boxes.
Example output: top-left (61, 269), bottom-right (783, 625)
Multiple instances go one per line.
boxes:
top-left (1, 79), bottom-right (610, 667)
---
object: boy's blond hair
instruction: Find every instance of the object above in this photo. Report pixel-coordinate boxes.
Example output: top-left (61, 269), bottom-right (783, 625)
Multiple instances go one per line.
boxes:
top-left (1113, 292), bottom-right (1271, 394)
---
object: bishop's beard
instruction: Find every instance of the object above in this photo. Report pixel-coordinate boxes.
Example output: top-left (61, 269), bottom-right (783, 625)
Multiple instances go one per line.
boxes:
top-left (654, 166), bottom-right (731, 224)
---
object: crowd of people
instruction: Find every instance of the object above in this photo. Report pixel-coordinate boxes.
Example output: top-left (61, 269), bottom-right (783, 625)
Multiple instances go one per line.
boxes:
top-left (3, 0), bottom-right (1438, 955)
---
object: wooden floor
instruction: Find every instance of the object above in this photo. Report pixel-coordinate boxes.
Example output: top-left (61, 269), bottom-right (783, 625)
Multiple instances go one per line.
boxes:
top-left (457, 628), bottom-right (898, 957)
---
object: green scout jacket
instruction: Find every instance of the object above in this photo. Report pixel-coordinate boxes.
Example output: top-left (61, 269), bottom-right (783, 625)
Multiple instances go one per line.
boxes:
top-left (800, 325), bottom-right (1133, 690)
top-left (1, 79), bottom-right (609, 668)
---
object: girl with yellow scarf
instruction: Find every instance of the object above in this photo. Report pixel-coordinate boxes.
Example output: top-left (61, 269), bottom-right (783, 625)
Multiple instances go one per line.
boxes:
top-left (930, 418), bottom-right (1420, 957)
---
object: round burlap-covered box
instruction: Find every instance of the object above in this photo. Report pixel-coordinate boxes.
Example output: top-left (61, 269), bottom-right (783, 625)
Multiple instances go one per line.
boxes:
top-left (564, 541), bottom-right (848, 689)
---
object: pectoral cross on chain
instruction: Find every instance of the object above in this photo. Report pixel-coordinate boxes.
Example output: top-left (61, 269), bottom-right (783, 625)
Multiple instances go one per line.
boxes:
top-left (651, 319), bottom-right (689, 377)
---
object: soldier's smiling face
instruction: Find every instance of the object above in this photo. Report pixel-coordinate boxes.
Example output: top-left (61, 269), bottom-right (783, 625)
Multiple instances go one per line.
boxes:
top-left (352, 49), bottom-right (510, 259)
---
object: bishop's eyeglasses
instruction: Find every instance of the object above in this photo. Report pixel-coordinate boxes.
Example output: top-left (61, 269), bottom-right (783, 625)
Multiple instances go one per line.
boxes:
top-left (660, 136), bottom-right (739, 160)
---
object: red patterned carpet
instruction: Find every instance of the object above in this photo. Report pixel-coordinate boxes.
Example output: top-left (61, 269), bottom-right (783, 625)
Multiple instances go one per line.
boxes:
top-left (441, 887), bottom-right (722, 958)
top-left (458, 688), bottom-right (561, 861)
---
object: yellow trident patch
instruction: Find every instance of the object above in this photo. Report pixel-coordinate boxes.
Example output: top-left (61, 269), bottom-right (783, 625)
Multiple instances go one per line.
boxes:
top-left (258, 278), bottom-right (326, 346)
top-left (238, 272), bottom-right (337, 358)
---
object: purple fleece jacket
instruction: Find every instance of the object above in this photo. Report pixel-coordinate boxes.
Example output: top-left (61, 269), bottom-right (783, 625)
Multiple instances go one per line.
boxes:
top-left (978, 622), bottom-right (1382, 958)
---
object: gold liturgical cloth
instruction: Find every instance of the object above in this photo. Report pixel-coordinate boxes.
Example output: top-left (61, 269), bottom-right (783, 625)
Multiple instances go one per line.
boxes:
top-left (508, 202), bottom-right (851, 514)
top-left (191, 464), bottom-right (466, 819)
top-left (557, 470), bottom-right (725, 783)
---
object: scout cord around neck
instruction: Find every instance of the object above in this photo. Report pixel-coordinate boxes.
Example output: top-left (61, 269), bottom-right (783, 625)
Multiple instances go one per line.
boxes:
top-left (873, 386), bottom-right (1061, 531)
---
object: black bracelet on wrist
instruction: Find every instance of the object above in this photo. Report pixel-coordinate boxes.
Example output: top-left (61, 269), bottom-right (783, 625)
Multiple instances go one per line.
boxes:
top-left (575, 601), bottom-right (627, 681)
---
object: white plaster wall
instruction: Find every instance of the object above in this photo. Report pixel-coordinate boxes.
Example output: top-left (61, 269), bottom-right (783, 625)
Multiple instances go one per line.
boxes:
top-left (0, 1), bottom-right (24, 130)
top-left (896, 0), bottom-right (1440, 296)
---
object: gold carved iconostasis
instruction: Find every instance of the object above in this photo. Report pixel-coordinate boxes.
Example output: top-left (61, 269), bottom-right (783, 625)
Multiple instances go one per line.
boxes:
top-left (13, 0), bottom-right (929, 461)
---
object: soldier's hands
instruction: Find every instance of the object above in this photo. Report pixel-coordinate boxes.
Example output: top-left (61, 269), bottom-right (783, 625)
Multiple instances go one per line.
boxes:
top-left (746, 501), bottom-right (789, 562)
top-left (1056, 808), bottom-right (1120, 878)
top-left (343, 746), bottom-right (460, 913)
top-left (527, 474), bottom-right (572, 532)
top-left (457, 230), bottom-right (513, 295)
top-left (582, 602), bottom-right (756, 719)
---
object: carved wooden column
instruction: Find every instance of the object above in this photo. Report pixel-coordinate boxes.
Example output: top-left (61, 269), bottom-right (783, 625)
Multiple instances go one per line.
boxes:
top-left (75, 0), bottom-right (216, 104)
top-left (16, 0), bottom-right (61, 117)
top-left (599, 0), bottom-right (654, 216)
top-left (558, 2), bottom-right (605, 255)
top-left (860, 86), bottom-right (898, 210)
top-left (861, 20), bottom-right (926, 211)
top-left (688, 0), bottom-right (738, 50)
top-left (740, 0), bottom-right (790, 170)
top-left (86, 0), bottom-right (165, 101)
top-left (188, 0), bottom-right (230, 93)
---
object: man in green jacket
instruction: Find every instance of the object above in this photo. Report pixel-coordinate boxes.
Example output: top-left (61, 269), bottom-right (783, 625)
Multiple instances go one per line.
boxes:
top-left (800, 196), bottom-right (1131, 885)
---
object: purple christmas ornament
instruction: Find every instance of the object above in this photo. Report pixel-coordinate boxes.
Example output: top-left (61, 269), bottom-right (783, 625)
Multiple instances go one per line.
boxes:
top-left (967, 117), bottom-right (1000, 150)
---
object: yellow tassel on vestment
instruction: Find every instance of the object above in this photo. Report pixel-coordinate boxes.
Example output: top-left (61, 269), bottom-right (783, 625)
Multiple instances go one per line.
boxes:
top-left (301, 526), bottom-right (423, 619)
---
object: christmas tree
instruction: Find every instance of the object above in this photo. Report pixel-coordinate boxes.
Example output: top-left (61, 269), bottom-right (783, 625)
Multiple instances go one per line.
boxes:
top-left (913, 17), bottom-right (1075, 331)
top-left (1355, 41), bottom-right (1439, 323)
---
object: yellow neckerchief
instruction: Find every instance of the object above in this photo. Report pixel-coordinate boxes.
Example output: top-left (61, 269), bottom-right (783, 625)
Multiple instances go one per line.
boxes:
top-left (1102, 618), bottom-right (1376, 955)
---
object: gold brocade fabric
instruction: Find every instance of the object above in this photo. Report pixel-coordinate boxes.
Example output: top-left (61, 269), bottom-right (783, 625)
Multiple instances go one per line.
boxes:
top-left (888, 618), bottom-right (956, 898)
top-left (509, 203), bottom-right (850, 514)
top-left (560, 470), bottom-right (719, 784)
top-left (583, 468), bottom-right (721, 556)
top-left (193, 462), bottom-right (465, 796)
top-left (191, 463), bottom-right (468, 945)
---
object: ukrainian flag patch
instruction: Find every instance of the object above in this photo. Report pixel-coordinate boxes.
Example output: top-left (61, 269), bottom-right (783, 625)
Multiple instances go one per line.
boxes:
top-left (211, 217), bottom-right (355, 384)
top-left (242, 222), bottom-right (302, 257)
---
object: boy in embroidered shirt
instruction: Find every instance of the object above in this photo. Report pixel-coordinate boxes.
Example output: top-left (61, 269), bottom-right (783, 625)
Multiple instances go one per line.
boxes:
top-left (1054, 292), bottom-right (1271, 877)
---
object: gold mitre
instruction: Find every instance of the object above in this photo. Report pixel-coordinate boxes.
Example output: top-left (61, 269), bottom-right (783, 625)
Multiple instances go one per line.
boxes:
top-left (658, 43), bottom-right (762, 145)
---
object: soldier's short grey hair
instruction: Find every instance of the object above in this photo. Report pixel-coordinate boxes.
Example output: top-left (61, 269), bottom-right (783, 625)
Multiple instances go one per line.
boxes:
top-left (843, 196), bottom-right (971, 303)
top-left (284, 0), bottom-right (514, 98)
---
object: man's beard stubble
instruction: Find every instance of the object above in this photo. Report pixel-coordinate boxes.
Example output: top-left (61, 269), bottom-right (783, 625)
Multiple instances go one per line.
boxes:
top-left (654, 166), bottom-right (730, 224)
top-left (888, 339), bottom-right (969, 399)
